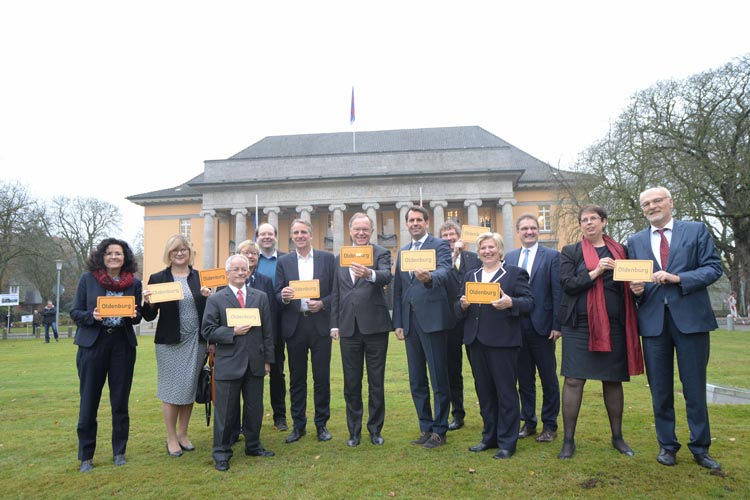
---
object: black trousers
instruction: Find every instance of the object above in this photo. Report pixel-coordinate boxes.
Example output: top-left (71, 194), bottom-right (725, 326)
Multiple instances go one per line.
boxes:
top-left (340, 325), bottom-right (389, 437)
top-left (517, 328), bottom-right (560, 431)
top-left (213, 371), bottom-right (265, 462)
top-left (269, 331), bottom-right (287, 420)
top-left (286, 315), bottom-right (332, 430)
top-left (76, 330), bottom-right (136, 461)
top-left (445, 323), bottom-right (466, 420)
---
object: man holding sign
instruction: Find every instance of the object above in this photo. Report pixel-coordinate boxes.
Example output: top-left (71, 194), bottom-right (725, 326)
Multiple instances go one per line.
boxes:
top-left (330, 213), bottom-right (393, 447)
top-left (393, 206), bottom-right (454, 449)
top-left (627, 187), bottom-right (723, 470)
top-left (275, 219), bottom-right (336, 444)
top-left (202, 255), bottom-right (274, 472)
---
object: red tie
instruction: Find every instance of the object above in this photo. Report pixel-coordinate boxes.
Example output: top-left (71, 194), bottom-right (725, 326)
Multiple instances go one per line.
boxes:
top-left (237, 288), bottom-right (245, 308)
top-left (656, 229), bottom-right (669, 270)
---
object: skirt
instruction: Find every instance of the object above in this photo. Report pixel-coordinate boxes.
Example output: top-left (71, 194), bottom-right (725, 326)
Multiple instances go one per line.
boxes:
top-left (560, 321), bottom-right (629, 382)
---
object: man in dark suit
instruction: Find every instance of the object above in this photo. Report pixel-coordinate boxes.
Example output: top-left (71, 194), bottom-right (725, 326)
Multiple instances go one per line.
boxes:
top-left (202, 254), bottom-right (275, 472)
top-left (331, 212), bottom-right (393, 447)
top-left (255, 222), bottom-right (288, 431)
top-left (627, 187), bottom-right (722, 470)
top-left (393, 205), bottom-right (454, 449)
top-left (439, 220), bottom-right (481, 431)
top-left (504, 213), bottom-right (562, 443)
top-left (275, 219), bottom-right (336, 444)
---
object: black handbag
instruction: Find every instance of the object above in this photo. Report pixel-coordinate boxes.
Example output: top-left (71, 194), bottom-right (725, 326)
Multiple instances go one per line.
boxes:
top-left (195, 355), bottom-right (212, 404)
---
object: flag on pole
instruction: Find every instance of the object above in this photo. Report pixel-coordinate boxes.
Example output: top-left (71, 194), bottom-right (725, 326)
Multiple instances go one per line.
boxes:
top-left (350, 87), bottom-right (355, 124)
top-left (254, 195), bottom-right (259, 241)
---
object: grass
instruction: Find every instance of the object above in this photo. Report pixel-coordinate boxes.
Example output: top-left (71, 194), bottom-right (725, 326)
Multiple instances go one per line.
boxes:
top-left (0, 330), bottom-right (749, 499)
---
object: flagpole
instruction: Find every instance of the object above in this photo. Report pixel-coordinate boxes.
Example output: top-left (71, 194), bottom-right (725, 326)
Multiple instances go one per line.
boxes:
top-left (350, 86), bottom-right (356, 153)
top-left (254, 194), bottom-right (259, 240)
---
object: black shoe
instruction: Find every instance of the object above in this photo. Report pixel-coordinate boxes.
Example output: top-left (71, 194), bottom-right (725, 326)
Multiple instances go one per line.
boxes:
top-left (166, 443), bottom-right (183, 457)
top-left (245, 448), bottom-right (275, 457)
top-left (493, 449), bottom-right (514, 459)
top-left (179, 442), bottom-right (196, 452)
top-left (448, 417), bottom-right (464, 431)
top-left (113, 454), bottom-right (127, 466)
top-left (469, 442), bottom-right (495, 453)
top-left (317, 426), bottom-right (333, 442)
top-left (410, 432), bottom-right (432, 445)
top-left (693, 453), bottom-right (721, 470)
top-left (79, 459), bottom-right (94, 473)
top-left (370, 433), bottom-right (384, 446)
top-left (274, 418), bottom-right (289, 432)
top-left (656, 448), bottom-right (677, 466)
top-left (422, 433), bottom-right (446, 449)
top-left (215, 460), bottom-right (229, 472)
top-left (558, 439), bottom-right (576, 459)
top-left (612, 436), bottom-right (634, 456)
top-left (347, 435), bottom-right (361, 447)
top-left (285, 428), bottom-right (306, 443)
top-left (518, 426), bottom-right (537, 439)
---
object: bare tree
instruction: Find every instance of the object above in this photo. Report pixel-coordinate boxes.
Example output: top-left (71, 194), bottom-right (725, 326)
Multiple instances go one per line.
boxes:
top-left (0, 181), bottom-right (45, 287)
top-left (46, 196), bottom-right (122, 276)
top-left (557, 54), bottom-right (750, 312)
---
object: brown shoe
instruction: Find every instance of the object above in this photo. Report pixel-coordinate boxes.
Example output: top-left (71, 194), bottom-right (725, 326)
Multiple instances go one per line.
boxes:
top-left (422, 433), bottom-right (446, 449)
top-left (536, 429), bottom-right (557, 442)
top-left (518, 426), bottom-right (537, 438)
top-left (410, 432), bottom-right (431, 445)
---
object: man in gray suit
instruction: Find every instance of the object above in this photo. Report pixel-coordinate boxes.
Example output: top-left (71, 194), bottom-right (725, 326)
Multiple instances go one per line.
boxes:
top-left (203, 254), bottom-right (275, 472)
top-left (331, 212), bottom-right (393, 447)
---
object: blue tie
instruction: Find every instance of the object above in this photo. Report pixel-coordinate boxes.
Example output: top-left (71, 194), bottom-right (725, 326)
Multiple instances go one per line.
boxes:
top-left (521, 248), bottom-right (530, 273)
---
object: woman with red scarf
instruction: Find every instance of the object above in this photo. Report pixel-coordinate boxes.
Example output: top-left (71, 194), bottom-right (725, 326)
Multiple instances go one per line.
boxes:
top-left (71, 238), bottom-right (142, 473)
top-left (557, 206), bottom-right (643, 460)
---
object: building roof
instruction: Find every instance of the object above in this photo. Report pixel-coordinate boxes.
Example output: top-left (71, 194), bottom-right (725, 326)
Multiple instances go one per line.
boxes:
top-left (126, 174), bottom-right (203, 203)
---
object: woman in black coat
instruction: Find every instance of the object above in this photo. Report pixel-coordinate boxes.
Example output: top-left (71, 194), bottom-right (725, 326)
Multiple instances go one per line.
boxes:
top-left (456, 232), bottom-right (533, 459)
top-left (71, 238), bottom-right (142, 472)
top-left (142, 235), bottom-right (210, 457)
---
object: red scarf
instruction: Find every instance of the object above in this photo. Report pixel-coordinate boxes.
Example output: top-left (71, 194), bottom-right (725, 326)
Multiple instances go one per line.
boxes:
top-left (581, 235), bottom-right (644, 376)
top-left (93, 269), bottom-right (135, 292)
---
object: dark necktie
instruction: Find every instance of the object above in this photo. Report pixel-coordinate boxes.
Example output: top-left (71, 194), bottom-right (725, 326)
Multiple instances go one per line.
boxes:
top-left (237, 288), bottom-right (245, 308)
top-left (656, 228), bottom-right (669, 270)
top-left (521, 248), bottom-right (530, 273)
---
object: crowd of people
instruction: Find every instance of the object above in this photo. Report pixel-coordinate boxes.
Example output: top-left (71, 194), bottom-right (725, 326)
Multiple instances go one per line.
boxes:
top-left (69, 186), bottom-right (724, 473)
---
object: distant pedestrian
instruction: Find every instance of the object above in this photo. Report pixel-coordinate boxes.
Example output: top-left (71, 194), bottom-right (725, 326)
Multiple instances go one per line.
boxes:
top-left (33, 310), bottom-right (42, 337)
top-left (43, 300), bottom-right (59, 342)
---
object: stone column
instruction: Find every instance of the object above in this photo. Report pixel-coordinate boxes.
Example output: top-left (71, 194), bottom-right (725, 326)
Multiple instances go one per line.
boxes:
top-left (362, 202), bottom-right (380, 244)
top-left (498, 197), bottom-right (517, 250)
top-left (296, 205), bottom-right (313, 223)
top-left (463, 200), bottom-right (483, 251)
top-left (430, 200), bottom-right (448, 235)
top-left (329, 204), bottom-right (347, 254)
top-left (200, 209), bottom-right (216, 269)
top-left (396, 201), bottom-right (412, 247)
top-left (231, 208), bottom-right (248, 244)
top-left (263, 206), bottom-right (281, 230)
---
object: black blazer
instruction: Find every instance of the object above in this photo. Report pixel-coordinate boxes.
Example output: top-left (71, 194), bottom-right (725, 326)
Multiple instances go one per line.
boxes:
top-left (142, 267), bottom-right (207, 344)
top-left (446, 250), bottom-right (481, 319)
top-left (274, 249), bottom-right (336, 338)
top-left (70, 272), bottom-right (142, 348)
top-left (457, 265), bottom-right (533, 348)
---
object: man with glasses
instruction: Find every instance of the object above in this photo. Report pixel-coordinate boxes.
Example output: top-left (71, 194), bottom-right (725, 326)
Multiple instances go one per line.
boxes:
top-left (627, 187), bottom-right (722, 470)
top-left (330, 213), bottom-right (393, 447)
top-left (202, 254), bottom-right (275, 472)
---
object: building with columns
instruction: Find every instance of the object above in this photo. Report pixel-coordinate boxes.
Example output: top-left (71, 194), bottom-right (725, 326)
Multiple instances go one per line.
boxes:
top-left (128, 126), bottom-right (566, 280)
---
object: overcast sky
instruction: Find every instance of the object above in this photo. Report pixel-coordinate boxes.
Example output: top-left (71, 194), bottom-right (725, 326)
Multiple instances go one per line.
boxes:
top-left (2, 0), bottom-right (748, 242)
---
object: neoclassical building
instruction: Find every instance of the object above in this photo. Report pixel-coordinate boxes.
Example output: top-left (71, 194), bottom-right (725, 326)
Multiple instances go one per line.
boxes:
top-left (128, 126), bottom-right (566, 280)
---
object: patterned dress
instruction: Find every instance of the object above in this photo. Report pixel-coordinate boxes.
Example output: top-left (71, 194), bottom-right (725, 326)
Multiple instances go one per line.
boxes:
top-left (155, 276), bottom-right (206, 404)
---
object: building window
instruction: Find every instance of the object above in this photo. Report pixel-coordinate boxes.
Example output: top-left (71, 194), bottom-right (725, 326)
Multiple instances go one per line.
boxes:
top-left (538, 205), bottom-right (551, 232)
top-left (478, 208), bottom-right (493, 229)
top-left (180, 218), bottom-right (191, 239)
top-left (446, 209), bottom-right (462, 225)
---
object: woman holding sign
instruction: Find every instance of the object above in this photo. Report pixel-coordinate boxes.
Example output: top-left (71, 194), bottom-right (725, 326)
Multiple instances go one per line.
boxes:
top-left (456, 232), bottom-right (533, 459)
top-left (70, 238), bottom-right (142, 473)
top-left (556, 205), bottom-right (642, 460)
top-left (142, 235), bottom-right (210, 457)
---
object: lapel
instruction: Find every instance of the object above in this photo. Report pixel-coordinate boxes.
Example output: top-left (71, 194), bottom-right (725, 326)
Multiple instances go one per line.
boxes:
top-left (506, 250), bottom-right (519, 267)
top-left (665, 221), bottom-right (684, 271)
top-left (472, 266), bottom-right (506, 283)
top-left (529, 247), bottom-right (544, 282)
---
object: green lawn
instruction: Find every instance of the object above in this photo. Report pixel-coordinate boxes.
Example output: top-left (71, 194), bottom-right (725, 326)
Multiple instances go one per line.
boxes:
top-left (0, 330), bottom-right (749, 499)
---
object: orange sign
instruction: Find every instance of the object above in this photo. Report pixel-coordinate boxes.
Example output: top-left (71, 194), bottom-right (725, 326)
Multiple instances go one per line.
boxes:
top-left (97, 296), bottom-right (136, 318)
top-left (200, 268), bottom-right (228, 288)
top-left (461, 225), bottom-right (490, 244)
top-left (146, 281), bottom-right (184, 303)
top-left (340, 246), bottom-right (374, 267)
top-left (400, 249), bottom-right (437, 272)
top-left (226, 308), bottom-right (262, 327)
top-left (613, 259), bottom-right (654, 282)
top-left (465, 282), bottom-right (502, 304)
top-left (290, 280), bottom-right (320, 299)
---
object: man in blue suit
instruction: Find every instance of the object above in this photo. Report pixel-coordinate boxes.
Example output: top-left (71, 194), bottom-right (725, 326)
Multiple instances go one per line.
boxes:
top-left (393, 205), bottom-right (454, 449)
top-left (627, 187), bottom-right (722, 470)
top-left (505, 213), bottom-right (561, 443)
top-left (275, 219), bottom-right (336, 444)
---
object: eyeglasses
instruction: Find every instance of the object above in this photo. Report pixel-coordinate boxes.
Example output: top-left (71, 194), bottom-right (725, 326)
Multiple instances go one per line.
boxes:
top-left (640, 197), bottom-right (668, 209)
top-left (580, 216), bottom-right (601, 224)
top-left (241, 251), bottom-right (259, 256)
top-left (171, 248), bottom-right (189, 255)
top-left (351, 228), bottom-right (372, 234)
top-left (228, 267), bottom-right (248, 273)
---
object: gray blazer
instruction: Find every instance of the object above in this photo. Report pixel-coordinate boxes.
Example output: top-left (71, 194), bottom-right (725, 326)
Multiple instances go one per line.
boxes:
top-left (330, 244), bottom-right (393, 335)
top-left (202, 285), bottom-right (275, 381)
